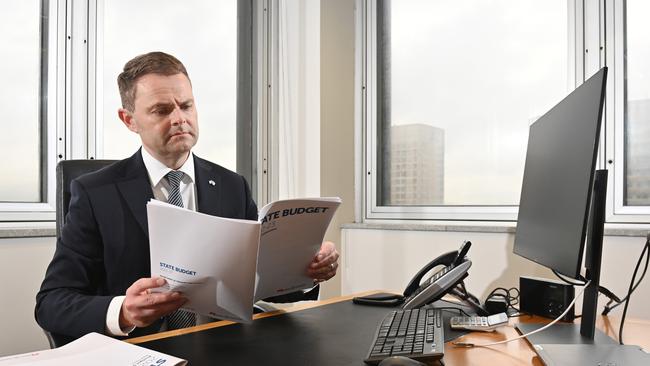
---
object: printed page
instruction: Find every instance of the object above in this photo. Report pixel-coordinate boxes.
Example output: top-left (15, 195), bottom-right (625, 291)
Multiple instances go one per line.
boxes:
top-left (147, 200), bottom-right (260, 323)
top-left (0, 332), bottom-right (186, 366)
top-left (254, 197), bottom-right (341, 300)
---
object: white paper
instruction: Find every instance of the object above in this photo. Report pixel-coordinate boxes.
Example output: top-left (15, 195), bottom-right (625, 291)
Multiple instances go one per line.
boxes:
top-left (147, 200), bottom-right (260, 323)
top-left (147, 197), bottom-right (340, 323)
top-left (254, 197), bottom-right (341, 300)
top-left (0, 332), bottom-right (186, 366)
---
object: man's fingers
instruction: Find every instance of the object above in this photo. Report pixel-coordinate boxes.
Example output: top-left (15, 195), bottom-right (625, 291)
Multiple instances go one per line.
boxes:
top-left (132, 291), bottom-right (184, 309)
top-left (123, 294), bottom-right (186, 327)
top-left (310, 250), bottom-right (339, 267)
top-left (312, 262), bottom-right (338, 275)
top-left (142, 297), bottom-right (186, 316)
top-left (314, 241), bottom-right (337, 260)
top-left (310, 252), bottom-right (339, 269)
top-left (126, 277), bottom-right (166, 296)
top-left (308, 261), bottom-right (338, 280)
top-left (127, 299), bottom-right (185, 327)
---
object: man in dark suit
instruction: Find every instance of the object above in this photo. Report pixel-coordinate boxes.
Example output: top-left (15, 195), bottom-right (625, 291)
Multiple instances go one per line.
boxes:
top-left (35, 52), bottom-right (339, 343)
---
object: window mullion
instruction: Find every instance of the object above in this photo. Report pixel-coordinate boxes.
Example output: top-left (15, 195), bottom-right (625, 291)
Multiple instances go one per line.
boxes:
top-left (87, 0), bottom-right (98, 159)
top-left (65, 0), bottom-right (90, 160)
top-left (257, 0), bottom-right (277, 206)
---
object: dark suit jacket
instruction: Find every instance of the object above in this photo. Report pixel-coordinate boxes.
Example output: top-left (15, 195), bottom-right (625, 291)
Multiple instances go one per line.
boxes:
top-left (36, 150), bottom-right (317, 344)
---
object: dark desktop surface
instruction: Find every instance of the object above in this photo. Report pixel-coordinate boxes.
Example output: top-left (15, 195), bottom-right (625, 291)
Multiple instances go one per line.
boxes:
top-left (139, 299), bottom-right (468, 365)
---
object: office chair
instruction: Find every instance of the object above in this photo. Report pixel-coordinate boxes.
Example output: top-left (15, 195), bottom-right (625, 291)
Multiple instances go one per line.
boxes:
top-left (43, 159), bottom-right (116, 348)
top-left (45, 159), bottom-right (274, 347)
top-left (55, 159), bottom-right (117, 237)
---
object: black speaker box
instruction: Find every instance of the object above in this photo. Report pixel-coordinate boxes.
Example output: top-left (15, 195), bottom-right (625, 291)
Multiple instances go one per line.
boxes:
top-left (519, 276), bottom-right (575, 322)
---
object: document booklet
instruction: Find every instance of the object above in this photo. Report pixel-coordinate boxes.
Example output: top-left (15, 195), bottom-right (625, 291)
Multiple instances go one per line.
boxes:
top-left (0, 332), bottom-right (187, 366)
top-left (254, 197), bottom-right (341, 300)
top-left (147, 197), bottom-right (341, 323)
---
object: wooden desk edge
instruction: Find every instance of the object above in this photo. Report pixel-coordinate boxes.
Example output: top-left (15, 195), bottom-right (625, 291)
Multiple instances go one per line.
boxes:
top-left (128, 289), bottom-right (650, 353)
top-left (127, 289), bottom-right (382, 344)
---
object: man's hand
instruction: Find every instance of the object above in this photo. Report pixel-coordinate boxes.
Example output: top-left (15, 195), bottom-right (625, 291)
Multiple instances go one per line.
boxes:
top-left (119, 277), bottom-right (186, 329)
top-left (308, 241), bottom-right (340, 283)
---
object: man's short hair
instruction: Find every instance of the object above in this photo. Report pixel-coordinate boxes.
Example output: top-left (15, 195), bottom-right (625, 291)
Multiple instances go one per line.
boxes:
top-left (117, 51), bottom-right (190, 111)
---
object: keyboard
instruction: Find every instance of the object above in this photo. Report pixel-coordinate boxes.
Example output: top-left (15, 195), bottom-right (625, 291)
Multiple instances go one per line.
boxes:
top-left (364, 305), bottom-right (445, 365)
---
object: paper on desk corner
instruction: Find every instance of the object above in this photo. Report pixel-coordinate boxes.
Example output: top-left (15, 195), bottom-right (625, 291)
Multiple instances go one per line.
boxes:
top-left (147, 199), bottom-right (260, 323)
top-left (0, 332), bottom-right (186, 366)
top-left (254, 197), bottom-right (341, 300)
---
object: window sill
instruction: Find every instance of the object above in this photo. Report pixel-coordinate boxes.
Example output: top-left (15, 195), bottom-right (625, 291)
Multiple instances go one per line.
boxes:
top-left (342, 221), bottom-right (650, 237)
top-left (0, 222), bottom-right (56, 238)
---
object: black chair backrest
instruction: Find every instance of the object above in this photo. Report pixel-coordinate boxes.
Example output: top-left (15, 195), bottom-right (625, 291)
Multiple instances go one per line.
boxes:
top-left (46, 159), bottom-right (116, 348)
top-left (55, 160), bottom-right (116, 237)
top-left (45, 160), bottom-right (116, 349)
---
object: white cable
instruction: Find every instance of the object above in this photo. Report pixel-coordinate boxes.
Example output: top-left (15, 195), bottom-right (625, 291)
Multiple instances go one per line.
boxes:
top-left (453, 280), bottom-right (591, 348)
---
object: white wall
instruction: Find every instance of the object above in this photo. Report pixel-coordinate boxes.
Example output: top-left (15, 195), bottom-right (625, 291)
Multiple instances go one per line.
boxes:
top-left (342, 228), bottom-right (650, 320)
top-left (3, 229), bottom-right (648, 356)
top-left (0, 237), bottom-right (55, 356)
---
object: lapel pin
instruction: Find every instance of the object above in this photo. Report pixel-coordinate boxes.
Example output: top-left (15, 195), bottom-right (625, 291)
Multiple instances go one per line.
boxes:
top-left (209, 180), bottom-right (216, 186)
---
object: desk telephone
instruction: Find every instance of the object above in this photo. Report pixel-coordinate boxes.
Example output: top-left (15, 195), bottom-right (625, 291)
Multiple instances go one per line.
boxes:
top-left (353, 241), bottom-right (472, 309)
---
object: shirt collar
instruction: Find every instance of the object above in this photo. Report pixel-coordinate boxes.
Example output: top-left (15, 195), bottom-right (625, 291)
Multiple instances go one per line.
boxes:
top-left (141, 147), bottom-right (196, 187)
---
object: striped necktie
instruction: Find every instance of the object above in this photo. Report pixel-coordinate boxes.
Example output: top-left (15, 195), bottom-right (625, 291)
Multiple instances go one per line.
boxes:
top-left (166, 170), bottom-right (185, 207)
top-left (164, 170), bottom-right (197, 329)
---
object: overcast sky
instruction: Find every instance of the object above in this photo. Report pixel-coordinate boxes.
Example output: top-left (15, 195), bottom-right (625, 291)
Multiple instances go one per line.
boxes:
top-left (2, 0), bottom-right (648, 204)
top-left (101, 0), bottom-right (237, 168)
top-left (1, 0), bottom-right (237, 202)
top-left (389, 0), bottom-right (569, 205)
top-left (388, 0), bottom-right (649, 205)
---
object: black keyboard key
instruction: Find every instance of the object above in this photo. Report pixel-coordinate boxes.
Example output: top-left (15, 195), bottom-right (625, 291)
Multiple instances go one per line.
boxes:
top-left (393, 350), bottom-right (412, 356)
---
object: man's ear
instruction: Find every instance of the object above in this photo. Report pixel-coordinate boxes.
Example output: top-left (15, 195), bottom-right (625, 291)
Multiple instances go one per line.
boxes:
top-left (118, 108), bottom-right (138, 133)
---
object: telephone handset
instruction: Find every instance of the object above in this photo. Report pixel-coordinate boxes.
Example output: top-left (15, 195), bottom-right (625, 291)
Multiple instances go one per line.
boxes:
top-left (352, 241), bottom-right (472, 309)
top-left (401, 241), bottom-right (472, 309)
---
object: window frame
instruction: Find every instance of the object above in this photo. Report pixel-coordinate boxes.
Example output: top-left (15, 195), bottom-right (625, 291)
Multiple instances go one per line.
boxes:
top-left (605, 0), bottom-right (650, 222)
top-left (1, 0), bottom-right (267, 224)
top-left (361, 0), bottom-right (650, 224)
top-left (0, 0), bottom-right (60, 222)
top-left (361, 0), bottom-right (584, 222)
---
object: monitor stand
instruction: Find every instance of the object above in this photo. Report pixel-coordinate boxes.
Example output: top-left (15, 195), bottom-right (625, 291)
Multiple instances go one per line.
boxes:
top-left (515, 323), bottom-right (616, 346)
top-left (518, 170), bottom-right (618, 357)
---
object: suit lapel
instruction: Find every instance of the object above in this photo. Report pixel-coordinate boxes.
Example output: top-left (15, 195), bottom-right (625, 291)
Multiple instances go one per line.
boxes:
top-left (194, 155), bottom-right (223, 217)
top-left (116, 150), bottom-right (154, 236)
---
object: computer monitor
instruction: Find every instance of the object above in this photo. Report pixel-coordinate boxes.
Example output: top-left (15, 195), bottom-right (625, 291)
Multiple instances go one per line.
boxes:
top-left (513, 67), bottom-right (613, 345)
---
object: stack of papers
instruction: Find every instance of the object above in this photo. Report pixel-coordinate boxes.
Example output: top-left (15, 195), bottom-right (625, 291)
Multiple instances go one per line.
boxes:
top-left (147, 197), bottom-right (341, 323)
top-left (0, 333), bottom-right (186, 366)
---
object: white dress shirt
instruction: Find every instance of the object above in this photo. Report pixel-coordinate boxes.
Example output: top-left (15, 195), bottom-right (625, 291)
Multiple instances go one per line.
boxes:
top-left (105, 148), bottom-right (197, 336)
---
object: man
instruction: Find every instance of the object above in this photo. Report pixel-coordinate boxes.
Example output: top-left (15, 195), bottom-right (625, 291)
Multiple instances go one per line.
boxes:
top-left (35, 52), bottom-right (339, 344)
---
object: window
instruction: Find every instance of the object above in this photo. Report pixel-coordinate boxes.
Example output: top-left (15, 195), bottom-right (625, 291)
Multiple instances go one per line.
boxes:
top-left (607, 0), bottom-right (650, 222)
top-left (622, 0), bottom-right (650, 207)
top-left (0, 0), bottom-right (46, 202)
top-left (0, 0), bottom-right (42, 203)
top-left (97, 0), bottom-right (238, 171)
top-left (0, 0), bottom-right (57, 221)
top-left (363, 0), bottom-right (650, 223)
top-left (365, 0), bottom-right (574, 220)
top-left (1, 0), bottom-right (264, 222)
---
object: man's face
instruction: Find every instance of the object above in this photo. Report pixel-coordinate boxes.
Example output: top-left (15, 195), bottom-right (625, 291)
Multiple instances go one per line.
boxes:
top-left (119, 73), bottom-right (199, 162)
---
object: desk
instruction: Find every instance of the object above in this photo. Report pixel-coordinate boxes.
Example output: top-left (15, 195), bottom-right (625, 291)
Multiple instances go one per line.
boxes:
top-left (129, 292), bottom-right (650, 365)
